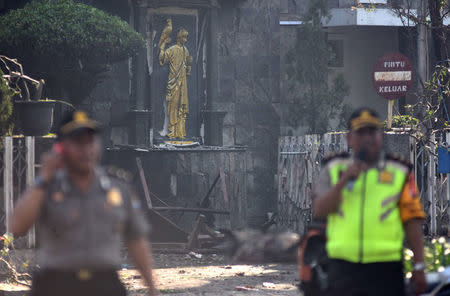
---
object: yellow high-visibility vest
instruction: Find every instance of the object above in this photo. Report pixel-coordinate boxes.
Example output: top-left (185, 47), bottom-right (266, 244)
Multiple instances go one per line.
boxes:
top-left (326, 156), bottom-right (409, 263)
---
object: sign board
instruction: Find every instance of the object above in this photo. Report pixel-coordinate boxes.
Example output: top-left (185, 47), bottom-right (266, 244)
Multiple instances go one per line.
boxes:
top-left (373, 53), bottom-right (413, 100)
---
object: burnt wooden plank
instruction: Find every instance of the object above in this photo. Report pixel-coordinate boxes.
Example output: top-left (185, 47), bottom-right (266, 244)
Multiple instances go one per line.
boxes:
top-left (153, 207), bottom-right (230, 215)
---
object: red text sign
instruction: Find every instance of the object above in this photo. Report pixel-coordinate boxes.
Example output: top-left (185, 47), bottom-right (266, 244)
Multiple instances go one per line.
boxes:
top-left (373, 53), bottom-right (413, 100)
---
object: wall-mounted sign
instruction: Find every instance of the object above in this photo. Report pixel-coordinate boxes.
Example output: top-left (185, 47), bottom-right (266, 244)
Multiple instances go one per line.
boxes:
top-left (373, 53), bottom-right (413, 100)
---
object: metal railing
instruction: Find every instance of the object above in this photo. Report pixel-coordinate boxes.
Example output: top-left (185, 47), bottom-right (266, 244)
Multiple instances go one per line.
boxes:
top-left (0, 137), bottom-right (35, 246)
top-left (328, 0), bottom-right (419, 9)
top-left (277, 132), bottom-right (449, 237)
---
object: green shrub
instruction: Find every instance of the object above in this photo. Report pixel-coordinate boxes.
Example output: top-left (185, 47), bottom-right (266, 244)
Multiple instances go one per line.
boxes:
top-left (384, 115), bottom-right (420, 129)
top-left (0, 0), bottom-right (145, 105)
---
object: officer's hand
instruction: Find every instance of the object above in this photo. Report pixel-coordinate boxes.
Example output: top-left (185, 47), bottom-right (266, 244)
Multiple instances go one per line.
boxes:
top-left (39, 151), bottom-right (64, 182)
top-left (411, 270), bottom-right (427, 295)
top-left (341, 162), bottom-right (367, 183)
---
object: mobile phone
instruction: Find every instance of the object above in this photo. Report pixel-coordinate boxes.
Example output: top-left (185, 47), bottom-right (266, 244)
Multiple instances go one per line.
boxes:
top-left (52, 142), bottom-right (64, 155)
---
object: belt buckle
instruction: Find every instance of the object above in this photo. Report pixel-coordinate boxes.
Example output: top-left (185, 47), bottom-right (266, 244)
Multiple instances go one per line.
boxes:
top-left (77, 269), bottom-right (92, 281)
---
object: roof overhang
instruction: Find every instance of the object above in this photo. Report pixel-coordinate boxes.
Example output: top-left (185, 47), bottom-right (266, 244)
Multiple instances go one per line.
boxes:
top-left (280, 20), bottom-right (303, 26)
top-left (137, 0), bottom-right (220, 8)
top-left (324, 8), bottom-right (416, 27)
top-left (323, 8), bottom-right (450, 27)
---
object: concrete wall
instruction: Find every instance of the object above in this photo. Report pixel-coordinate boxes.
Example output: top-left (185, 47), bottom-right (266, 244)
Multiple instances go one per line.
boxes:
top-left (79, 61), bottom-right (131, 146)
top-left (328, 26), bottom-right (400, 120)
top-left (211, 0), bottom-right (281, 225)
top-left (279, 25), bottom-right (401, 136)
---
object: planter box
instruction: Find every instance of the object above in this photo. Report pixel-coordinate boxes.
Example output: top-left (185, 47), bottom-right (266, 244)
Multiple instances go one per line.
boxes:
top-left (14, 100), bottom-right (55, 136)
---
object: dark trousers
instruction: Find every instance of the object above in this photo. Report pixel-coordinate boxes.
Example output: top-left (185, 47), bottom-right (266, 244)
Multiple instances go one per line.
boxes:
top-left (326, 259), bottom-right (405, 296)
top-left (30, 269), bottom-right (127, 296)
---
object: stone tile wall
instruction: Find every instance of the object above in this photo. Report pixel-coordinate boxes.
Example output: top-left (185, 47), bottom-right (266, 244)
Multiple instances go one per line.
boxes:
top-left (212, 0), bottom-right (281, 226)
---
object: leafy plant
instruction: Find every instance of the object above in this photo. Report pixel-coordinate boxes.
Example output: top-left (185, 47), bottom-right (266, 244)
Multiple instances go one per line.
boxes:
top-left (0, 0), bottom-right (145, 105)
top-left (0, 55), bottom-right (52, 137)
top-left (285, 0), bottom-right (351, 134)
top-left (384, 115), bottom-right (420, 129)
top-left (404, 237), bottom-right (450, 276)
top-left (393, 65), bottom-right (450, 144)
top-left (0, 234), bottom-right (31, 286)
top-left (0, 70), bottom-right (16, 136)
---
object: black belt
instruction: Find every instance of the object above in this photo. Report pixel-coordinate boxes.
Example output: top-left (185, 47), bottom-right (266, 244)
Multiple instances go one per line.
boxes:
top-left (39, 268), bottom-right (117, 281)
top-left (31, 268), bottom-right (127, 296)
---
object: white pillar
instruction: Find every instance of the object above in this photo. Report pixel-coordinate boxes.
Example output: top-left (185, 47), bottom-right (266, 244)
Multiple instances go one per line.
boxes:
top-left (3, 137), bottom-right (13, 235)
top-left (417, 0), bottom-right (428, 94)
top-left (26, 136), bottom-right (35, 248)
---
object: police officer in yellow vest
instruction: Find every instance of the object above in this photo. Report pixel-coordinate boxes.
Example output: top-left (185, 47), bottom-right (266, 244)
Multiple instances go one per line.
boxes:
top-left (10, 110), bottom-right (158, 296)
top-left (313, 108), bottom-right (426, 296)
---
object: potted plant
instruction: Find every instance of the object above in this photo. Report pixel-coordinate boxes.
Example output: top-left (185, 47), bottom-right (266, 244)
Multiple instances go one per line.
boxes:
top-left (0, 55), bottom-right (55, 136)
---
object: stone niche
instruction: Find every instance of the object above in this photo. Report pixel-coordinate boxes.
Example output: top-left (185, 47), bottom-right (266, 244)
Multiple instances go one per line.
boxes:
top-left (133, 0), bottom-right (220, 144)
top-left (111, 1), bottom-right (249, 239)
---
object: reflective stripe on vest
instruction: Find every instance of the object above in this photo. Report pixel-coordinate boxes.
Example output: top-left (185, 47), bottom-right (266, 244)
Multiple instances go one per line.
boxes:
top-left (326, 158), bottom-right (408, 263)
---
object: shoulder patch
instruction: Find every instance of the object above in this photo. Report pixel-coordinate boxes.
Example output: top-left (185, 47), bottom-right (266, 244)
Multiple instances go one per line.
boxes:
top-left (106, 166), bottom-right (133, 183)
top-left (385, 153), bottom-right (413, 171)
top-left (322, 152), bottom-right (350, 165)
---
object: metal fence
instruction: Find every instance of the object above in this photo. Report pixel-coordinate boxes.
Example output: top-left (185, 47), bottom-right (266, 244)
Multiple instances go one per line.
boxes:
top-left (0, 137), bottom-right (35, 246)
top-left (277, 132), bottom-right (449, 237)
top-left (277, 133), bottom-right (347, 234)
top-left (418, 133), bottom-right (450, 237)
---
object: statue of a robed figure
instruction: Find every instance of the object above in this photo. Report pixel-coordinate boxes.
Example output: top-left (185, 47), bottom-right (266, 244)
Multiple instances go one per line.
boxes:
top-left (158, 18), bottom-right (193, 140)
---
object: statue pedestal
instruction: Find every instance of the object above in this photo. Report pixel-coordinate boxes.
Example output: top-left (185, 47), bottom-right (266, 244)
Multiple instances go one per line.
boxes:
top-left (202, 110), bottom-right (227, 146)
top-left (104, 145), bottom-right (247, 239)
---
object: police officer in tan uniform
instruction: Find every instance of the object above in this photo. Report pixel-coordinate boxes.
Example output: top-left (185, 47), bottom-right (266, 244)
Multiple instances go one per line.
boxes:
top-left (11, 110), bottom-right (158, 296)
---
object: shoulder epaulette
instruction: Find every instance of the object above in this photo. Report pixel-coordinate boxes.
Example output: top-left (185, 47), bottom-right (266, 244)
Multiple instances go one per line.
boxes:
top-left (385, 153), bottom-right (413, 171)
top-left (106, 166), bottom-right (133, 183)
top-left (322, 152), bottom-right (350, 165)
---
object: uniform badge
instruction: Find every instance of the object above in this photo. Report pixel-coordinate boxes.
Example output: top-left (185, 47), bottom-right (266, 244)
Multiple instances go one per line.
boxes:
top-left (379, 171), bottom-right (393, 184)
top-left (52, 191), bottom-right (64, 203)
top-left (77, 269), bottom-right (92, 281)
top-left (107, 188), bottom-right (122, 207)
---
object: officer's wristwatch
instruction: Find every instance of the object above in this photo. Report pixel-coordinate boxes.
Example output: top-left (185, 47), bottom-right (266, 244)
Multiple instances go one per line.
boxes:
top-left (34, 176), bottom-right (50, 191)
top-left (413, 262), bottom-right (426, 271)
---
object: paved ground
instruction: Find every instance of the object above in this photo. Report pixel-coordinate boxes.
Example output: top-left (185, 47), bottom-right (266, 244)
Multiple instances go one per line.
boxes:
top-left (123, 253), bottom-right (300, 296)
top-left (0, 253), bottom-right (300, 296)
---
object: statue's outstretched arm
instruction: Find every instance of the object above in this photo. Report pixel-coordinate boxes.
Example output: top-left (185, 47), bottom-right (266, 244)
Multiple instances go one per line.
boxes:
top-left (159, 18), bottom-right (172, 66)
top-left (159, 42), bottom-right (168, 66)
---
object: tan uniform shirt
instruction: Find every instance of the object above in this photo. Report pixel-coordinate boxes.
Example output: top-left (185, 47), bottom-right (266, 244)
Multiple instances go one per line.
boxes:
top-left (37, 168), bottom-right (149, 270)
